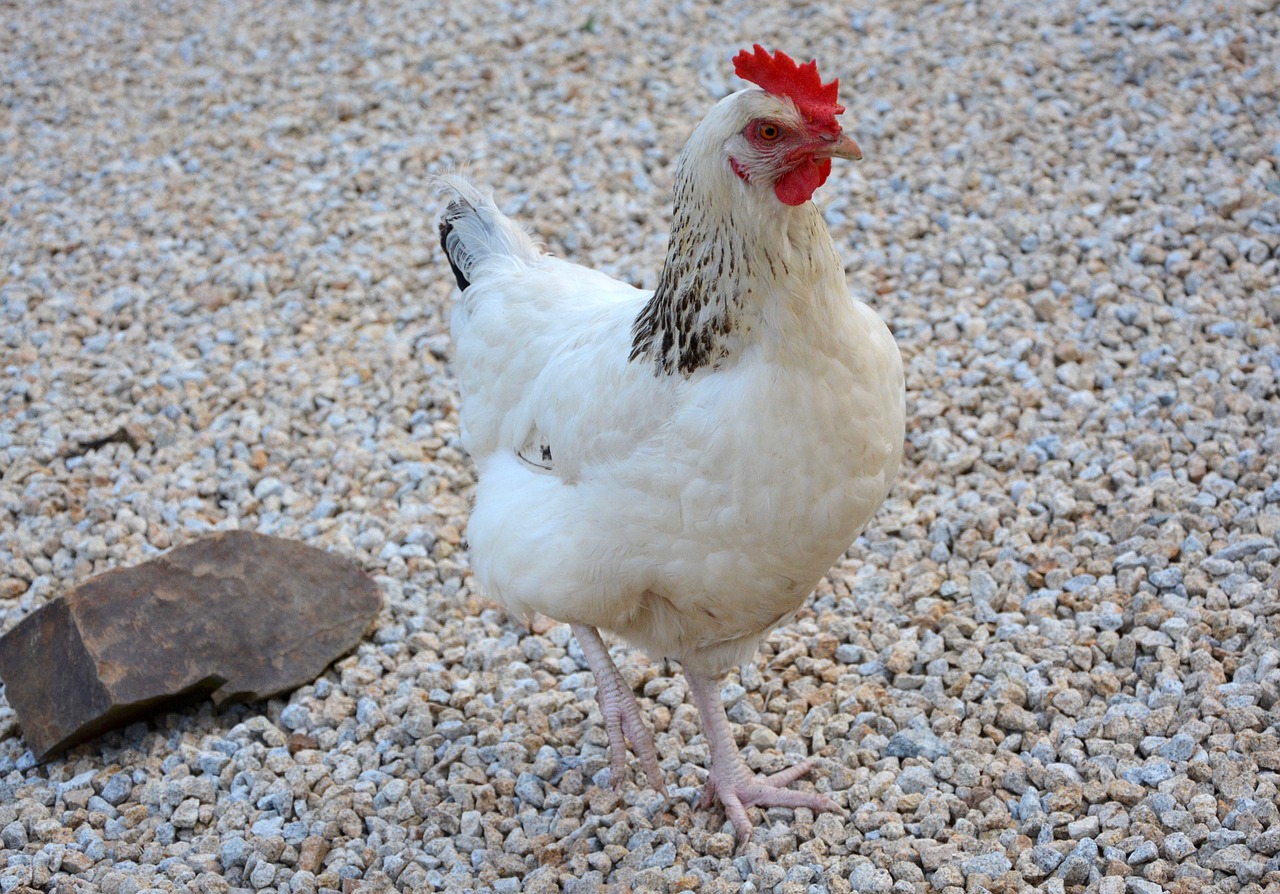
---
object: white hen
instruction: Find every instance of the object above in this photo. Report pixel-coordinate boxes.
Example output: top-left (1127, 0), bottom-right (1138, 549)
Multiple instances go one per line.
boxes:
top-left (437, 45), bottom-right (905, 839)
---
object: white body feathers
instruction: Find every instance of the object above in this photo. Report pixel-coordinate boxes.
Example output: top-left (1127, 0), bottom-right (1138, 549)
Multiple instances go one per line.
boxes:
top-left (441, 89), bottom-right (904, 676)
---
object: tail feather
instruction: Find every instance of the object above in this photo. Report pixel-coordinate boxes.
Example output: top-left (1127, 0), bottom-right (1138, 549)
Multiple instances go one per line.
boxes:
top-left (438, 215), bottom-right (473, 291)
top-left (435, 175), bottom-right (541, 291)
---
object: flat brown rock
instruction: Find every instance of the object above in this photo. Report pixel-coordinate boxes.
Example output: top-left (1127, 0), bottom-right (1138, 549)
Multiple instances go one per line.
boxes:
top-left (0, 531), bottom-right (381, 759)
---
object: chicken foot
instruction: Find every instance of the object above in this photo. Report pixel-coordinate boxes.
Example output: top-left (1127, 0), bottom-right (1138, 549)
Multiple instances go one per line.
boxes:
top-left (685, 668), bottom-right (843, 841)
top-left (570, 623), bottom-right (666, 791)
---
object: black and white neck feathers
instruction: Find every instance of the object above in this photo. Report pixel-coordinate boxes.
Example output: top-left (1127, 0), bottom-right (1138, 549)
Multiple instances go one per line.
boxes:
top-left (629, 174), bottom-right (755, 376)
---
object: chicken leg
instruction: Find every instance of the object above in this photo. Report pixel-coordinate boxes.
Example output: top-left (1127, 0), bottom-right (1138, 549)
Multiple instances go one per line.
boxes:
top-left (685, 668), bottom-right (842, 840)
top-left (570, 623), bottom-right (665, 790)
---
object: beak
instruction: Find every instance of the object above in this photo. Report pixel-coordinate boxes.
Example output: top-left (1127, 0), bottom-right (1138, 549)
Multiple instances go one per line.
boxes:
top-left (814, 132), bottom-right (863, 161)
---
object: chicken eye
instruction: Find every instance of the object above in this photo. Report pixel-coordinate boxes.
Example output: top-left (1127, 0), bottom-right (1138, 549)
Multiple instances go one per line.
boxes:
top-left (756, 122), bottom-right (782, 141)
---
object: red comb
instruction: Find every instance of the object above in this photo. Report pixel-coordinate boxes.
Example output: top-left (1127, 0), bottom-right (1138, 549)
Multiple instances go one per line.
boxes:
top-left (732, 44), bottom-right (845, 129)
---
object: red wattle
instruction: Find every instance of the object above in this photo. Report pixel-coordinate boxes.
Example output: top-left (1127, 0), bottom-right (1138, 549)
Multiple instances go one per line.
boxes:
top-left (773, 157), bottom-right (832, 206)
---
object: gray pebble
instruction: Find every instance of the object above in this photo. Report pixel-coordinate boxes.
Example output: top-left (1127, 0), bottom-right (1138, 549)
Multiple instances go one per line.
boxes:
top-left (1, 821), bottom-right (27, 850)
top-left (1159, 734), bottom-right (1196, 762)
top-left (1056, 855), bottom-right (1092, 885)
top-left (249, 860), bottom-right (276, 888)
top-left (279, 703), bottom-right (311, 731)
top-left (1127, 840), bottom-right (1158, 864)
top-left (835, 643), bottom-right (862, 664)
top-left (170, 799), bottom-right (200, 829)
top-left (1126, 880), bottom-right (1163, 894)
top-left (196, 751), bottom-right (230, 777)
top-left (1213, 537), bottom-right (1273, 562)
top-left (962, 852), bottom-right (1012, 876)
top-left (1067, 815), bottom-right (1100, 839)
top-left (885, 727), bottom-right (950, 760)
top-left (1029, 844), bottom-right (1063, 874)
top-left (99, 773), bottom-right (134, 806)
top-left (647, 842), bottom-right (677, 869)
top-left (847, 862), bottom-right (892, 894)
top-left (514, 773), bottom-right (545, 808)
top-left (220, 837), bottom-right (251, 869)
top-left (897, 765), bottom-right (936, 794)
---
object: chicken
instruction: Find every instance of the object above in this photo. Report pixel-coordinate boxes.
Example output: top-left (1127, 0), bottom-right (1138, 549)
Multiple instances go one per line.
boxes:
top-left (436, 45), bottom-right (905, 840)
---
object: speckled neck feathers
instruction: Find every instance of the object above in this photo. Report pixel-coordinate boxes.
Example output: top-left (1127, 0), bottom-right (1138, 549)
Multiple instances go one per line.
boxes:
top-left (629, 175), bottom-right (757, 376)
top-left (629, 163), bottom-right (832, 377)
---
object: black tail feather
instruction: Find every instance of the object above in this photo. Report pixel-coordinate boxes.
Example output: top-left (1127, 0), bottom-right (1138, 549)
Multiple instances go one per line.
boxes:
top-left (438, 214), bottom-right (471, 292)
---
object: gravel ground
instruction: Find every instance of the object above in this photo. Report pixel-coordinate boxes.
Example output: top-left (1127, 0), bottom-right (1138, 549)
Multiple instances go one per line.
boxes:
top-left (3, 0), bottom-right (1279, 892)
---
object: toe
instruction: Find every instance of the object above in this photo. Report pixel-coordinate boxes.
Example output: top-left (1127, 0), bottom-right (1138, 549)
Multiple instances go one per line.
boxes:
top-left (740, 784), bottom-right (840, 814)
top-left (719, 789), bottom-right (752, 842)
top-left (761, 759), bottom-right (815, 789)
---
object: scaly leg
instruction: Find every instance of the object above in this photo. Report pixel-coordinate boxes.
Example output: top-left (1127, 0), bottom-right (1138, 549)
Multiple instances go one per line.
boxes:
top-left (570, 623), bottom-right (665, 791)
top-left (685, 668), bottom-right (842, 840)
